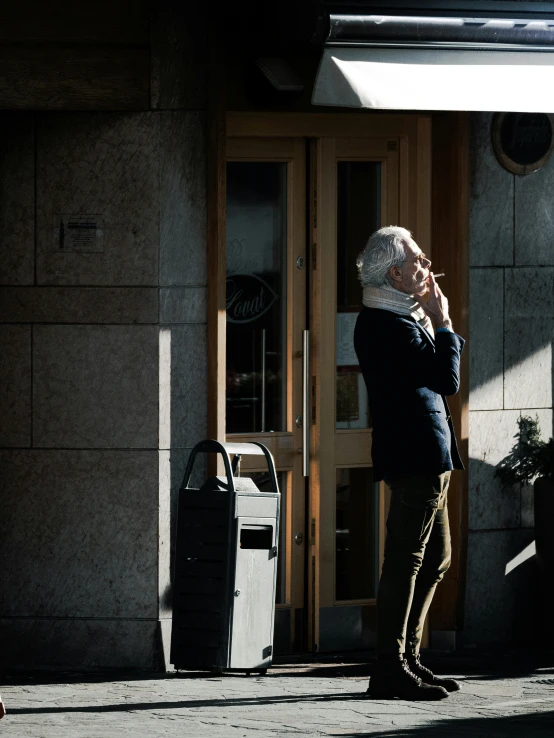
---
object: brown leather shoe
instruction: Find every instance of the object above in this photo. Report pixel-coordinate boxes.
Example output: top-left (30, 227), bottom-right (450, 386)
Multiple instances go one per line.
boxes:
top-left (406, 653), bottom-right (461, 693)
top-left (366, 657), bottom-right (449, 700)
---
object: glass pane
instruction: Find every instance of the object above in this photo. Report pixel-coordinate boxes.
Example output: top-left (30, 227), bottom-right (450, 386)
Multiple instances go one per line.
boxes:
top-left (336, 162), bottom-right (381, 430)
top-left (335, 467), bottom-right (379, 601)
top-left (249, 471), bottom-right (287, 605)
top-left (226, 162), bottom-right (287, 434)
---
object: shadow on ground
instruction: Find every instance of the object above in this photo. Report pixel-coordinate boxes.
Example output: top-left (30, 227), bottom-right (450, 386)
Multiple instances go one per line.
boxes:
top-left (4, 691), bottom-right (368, 715)
top-left (329, 710), bottom-right (554, 737)
top-left (6, 697), bottom-right (554, 738)
top-left (2, 647), bottom-right (554, 686)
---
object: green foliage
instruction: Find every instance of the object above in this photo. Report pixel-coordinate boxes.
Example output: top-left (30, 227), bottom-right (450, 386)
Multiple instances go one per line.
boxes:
top-left (496, 415), bottom-right (554, 485)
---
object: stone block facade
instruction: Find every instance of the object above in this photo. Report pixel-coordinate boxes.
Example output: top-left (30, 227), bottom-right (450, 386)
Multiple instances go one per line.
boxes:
top-left (0, 2), bottom-right (208, 670)
top-left (465, 113), bottom-right (554, 646)
top-left (2, 41), bottom-right (552, 666)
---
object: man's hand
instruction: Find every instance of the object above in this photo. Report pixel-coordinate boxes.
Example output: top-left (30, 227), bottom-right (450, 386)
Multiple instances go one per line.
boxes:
top-left (414, 273), bottom-right (453, 331)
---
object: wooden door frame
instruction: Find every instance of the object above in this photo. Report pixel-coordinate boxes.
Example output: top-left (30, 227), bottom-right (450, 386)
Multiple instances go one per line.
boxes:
top-left (207, 110), bottom-right (470, 647)
top-left (429, 113), bottom-right (470, 640)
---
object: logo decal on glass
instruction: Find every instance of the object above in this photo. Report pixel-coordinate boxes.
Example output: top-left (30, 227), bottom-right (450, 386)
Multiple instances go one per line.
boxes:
top-left (226, 274), bottom-right (278, 324)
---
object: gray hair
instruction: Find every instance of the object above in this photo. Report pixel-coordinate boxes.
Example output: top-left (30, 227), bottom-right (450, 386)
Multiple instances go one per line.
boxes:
top-left (356, 226), bottom-right (412, 287)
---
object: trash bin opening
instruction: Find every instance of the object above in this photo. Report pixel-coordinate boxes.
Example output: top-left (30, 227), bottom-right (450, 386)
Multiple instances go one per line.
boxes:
top-left (240, 525), bottom-right (273, 549)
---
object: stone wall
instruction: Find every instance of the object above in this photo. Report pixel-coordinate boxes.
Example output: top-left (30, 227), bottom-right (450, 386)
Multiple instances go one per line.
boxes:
top-left (0, 2), bottom-right (208, 669)
top-left (465, 112), bottom-right (554, 646)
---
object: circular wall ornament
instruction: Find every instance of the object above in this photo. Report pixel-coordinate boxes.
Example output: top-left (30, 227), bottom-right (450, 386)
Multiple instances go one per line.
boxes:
top-left (492, 113), bottom-right (554, 175)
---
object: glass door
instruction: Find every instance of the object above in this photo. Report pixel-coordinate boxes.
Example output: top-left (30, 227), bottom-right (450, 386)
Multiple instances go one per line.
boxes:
top-left (309, 137), bottom-right (401, 651)
top-left (224, 119), bottom-right (430, 655)
top-left (225, 138), bottom-right (307, 654)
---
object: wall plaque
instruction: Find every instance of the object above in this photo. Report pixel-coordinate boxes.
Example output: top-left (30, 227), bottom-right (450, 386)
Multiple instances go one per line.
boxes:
top-left (492, 113), bottom-right (554, 176)
top-left (53, 214), bottom-right (104, 252)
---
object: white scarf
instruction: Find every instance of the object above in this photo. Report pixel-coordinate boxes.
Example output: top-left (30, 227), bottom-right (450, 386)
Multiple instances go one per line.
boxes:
top-left (362, 283), bottom-right (434, 336)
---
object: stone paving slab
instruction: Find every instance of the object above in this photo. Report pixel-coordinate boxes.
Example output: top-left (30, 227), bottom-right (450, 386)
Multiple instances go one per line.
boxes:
top-left (1, 656), bottom-right (554, 738)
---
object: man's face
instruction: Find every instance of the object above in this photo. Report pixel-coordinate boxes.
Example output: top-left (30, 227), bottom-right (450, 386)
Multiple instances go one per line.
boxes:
top-left (390, 239), bottom-right (431, 296)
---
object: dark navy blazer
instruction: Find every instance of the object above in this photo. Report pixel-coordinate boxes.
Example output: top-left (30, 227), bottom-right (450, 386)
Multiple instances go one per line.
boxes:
top-left (354, 306), bottom-right (465, 482)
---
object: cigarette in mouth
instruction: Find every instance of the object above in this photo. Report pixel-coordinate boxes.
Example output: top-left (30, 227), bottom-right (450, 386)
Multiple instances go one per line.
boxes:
top-left (433, 273), bottom-right (445, 278)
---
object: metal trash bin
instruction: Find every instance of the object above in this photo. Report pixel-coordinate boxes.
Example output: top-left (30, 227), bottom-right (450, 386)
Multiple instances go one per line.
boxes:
top-left (170, 439), bottom-right (280, 674)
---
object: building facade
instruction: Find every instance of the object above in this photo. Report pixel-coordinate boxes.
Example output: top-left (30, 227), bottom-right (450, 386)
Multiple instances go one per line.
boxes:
top-left (0, 0), bottom-right (552, 669)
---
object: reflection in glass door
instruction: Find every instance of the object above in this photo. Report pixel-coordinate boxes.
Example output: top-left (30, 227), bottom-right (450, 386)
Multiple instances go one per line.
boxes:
top-left (335, 162), bottom-right (381, 605)
top-left (335, 467), bottom-right (379, 602)
top-left (225, 139), bottom-right (306, 654)
top-left (226, 162), bottom-right (287, 435)
top-left (335, 162), bottom-right (381, 433)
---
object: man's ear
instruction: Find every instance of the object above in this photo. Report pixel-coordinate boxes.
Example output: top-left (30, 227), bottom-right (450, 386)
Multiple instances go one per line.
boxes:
top-left (388, 265), bottom-right (403, 285)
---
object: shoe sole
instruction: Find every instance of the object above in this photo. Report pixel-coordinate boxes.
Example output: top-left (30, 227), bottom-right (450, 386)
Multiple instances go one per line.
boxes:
top-left (367, 687), bottom-right (449, 701)
top-left (423, 680), bottom-right (461, 693)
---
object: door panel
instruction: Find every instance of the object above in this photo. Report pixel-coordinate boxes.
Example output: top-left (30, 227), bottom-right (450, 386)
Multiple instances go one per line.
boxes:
top-left (310, 137), bottom-right (399, 651)
top-left (335, 467), bottom-right (380, 602)
top-left (226, 138), bottom-right (306, 653)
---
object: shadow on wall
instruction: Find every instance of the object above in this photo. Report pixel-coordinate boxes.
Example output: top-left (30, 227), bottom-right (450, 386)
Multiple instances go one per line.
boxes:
top-left (464, 457), bottom-right (541, 649)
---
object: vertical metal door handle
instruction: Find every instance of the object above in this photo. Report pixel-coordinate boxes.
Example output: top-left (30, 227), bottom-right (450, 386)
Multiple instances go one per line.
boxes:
top-left (303, 329), bottom-right (310, 477)
top-left (261, 328), bottom-right (266, 433)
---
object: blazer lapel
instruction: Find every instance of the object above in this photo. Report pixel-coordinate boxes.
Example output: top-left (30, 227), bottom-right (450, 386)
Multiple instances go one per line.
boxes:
top-left (414, 319), bottom-right (435, 345)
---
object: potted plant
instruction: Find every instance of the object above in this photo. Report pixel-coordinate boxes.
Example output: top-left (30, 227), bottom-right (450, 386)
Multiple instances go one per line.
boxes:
top-left (496, 415), bottom-right (554, 571)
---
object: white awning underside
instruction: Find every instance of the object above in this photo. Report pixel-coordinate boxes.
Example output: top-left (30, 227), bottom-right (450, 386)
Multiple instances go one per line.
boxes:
top-left (312, 47), bottom-right (554, 112)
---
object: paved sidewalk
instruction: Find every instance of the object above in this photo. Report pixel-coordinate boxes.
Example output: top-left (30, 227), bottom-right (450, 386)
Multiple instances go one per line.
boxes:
top-left (1, 651), bottom-right (554, 737)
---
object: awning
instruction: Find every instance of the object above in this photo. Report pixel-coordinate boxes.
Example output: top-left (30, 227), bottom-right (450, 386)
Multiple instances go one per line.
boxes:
top-left (312, 14), bottom-right (554, 112)
top-left (312, 47), bottom-right (554, 112)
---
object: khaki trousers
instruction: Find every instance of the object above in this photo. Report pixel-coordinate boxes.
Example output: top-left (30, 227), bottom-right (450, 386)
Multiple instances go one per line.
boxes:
top-left (377, 471), bottom-right (452, 656)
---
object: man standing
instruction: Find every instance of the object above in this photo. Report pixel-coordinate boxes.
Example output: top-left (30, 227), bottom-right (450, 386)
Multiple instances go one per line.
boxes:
top-left (354, 226), bottom-right (464, 701)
